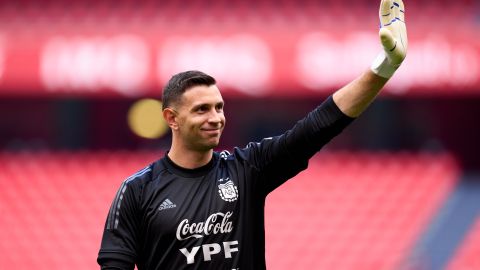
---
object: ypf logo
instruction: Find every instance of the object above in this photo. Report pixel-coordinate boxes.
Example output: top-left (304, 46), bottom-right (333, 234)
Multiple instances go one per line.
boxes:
top-left (217, 178), bottom-right (238, 202)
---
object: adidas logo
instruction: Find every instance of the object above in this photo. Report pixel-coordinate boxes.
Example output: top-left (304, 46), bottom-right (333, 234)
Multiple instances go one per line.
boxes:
top-left (158, 199), bottom-right (176, 211)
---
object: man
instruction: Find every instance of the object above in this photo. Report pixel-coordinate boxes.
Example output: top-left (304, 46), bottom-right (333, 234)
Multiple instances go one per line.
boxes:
top-left (97, 0), bottom-right (407, 269)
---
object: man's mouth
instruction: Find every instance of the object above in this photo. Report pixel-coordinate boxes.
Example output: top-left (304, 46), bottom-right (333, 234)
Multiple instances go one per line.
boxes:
top-left (201, 128), bottom-right (221, 135)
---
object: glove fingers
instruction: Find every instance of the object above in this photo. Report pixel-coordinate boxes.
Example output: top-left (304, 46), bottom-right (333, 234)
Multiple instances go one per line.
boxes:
top-left (379, 0), bottom-right (393, 26)
top-left (396, 0), bottom-right (408, 50)
top-left (394, 0), bottom-right (405, 22)
top-left (390, 0), bottom-right (407, 51)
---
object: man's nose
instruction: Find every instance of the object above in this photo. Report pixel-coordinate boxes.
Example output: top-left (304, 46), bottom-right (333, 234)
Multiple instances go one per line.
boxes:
top-left (208, 110), bottom-right (223, 124)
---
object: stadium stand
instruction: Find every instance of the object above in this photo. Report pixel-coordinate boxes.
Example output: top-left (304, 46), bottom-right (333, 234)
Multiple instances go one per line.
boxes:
top-left (0, 150), bottom-right (460, 269)
top-left (0, 150), bottom-right (159, 269)
top-left (265, 151), bottom-right (460, 270)
top-left (0, 0), bottom-right (476, 28)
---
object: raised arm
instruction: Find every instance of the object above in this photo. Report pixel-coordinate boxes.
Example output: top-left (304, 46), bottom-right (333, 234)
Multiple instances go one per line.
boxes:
top-left (333, 0), bottom-right (407, 117)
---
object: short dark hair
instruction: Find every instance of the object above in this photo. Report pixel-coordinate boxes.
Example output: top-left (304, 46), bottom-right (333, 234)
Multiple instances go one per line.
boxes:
top-left (162, 70), bottom-right (216, 110)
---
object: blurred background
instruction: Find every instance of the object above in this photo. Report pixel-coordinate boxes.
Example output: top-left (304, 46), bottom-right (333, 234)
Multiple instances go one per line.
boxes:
top-left (0, 0), bottom-right (479, 269)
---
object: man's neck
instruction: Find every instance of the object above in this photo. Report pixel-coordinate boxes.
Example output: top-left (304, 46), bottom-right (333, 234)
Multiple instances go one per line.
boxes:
top-left (167, 147), bottom-right (214, 169)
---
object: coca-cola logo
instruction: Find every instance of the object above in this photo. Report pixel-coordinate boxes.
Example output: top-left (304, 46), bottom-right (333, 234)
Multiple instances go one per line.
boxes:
top-left (176, 212), bottom-right (234, 241)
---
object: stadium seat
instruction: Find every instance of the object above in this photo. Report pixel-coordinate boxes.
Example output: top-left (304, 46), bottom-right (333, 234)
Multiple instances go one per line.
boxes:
top-left (265, 151), bottom-right (459, 269)
top-left (0, 150), bottom-right (460, 269)
top-left (0, 0), bottom-right (476, 30)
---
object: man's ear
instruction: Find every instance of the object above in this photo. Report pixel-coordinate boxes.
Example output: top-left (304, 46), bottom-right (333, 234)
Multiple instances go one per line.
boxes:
top-left (163, 108), bottom-right (179, 130)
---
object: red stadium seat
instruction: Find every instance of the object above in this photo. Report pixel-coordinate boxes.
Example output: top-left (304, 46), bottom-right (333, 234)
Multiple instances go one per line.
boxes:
top-left (0, 0), bottom-right (476, 30)
top-left (0, 150), bottom-right (160, 270)
top-left (265, 151), bottom-right (459, 269)
top-left (0, 150), bottom-right (460, 269)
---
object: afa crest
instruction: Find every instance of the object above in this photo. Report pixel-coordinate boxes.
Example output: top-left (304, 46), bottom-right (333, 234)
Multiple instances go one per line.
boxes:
top-left (217, 178), bottom-right (238, 202)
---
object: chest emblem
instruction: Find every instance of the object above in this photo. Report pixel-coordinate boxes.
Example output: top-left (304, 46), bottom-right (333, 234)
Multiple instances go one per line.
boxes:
top-left (217, 178), bottom-right (238, 202)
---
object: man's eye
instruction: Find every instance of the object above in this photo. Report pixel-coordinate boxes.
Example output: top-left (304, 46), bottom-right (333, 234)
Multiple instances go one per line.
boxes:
top-left (197, 106), bottom-right (208, 112)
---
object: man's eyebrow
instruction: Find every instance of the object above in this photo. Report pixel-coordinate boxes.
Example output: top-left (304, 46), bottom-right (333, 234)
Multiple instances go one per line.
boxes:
top-left (190, 103), bottom-right (210, 111)
top-left (191, 101), bottom-right (224, 110)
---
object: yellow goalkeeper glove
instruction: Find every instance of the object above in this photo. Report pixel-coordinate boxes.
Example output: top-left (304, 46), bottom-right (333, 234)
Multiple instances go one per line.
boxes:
top-left (371, 0), bottom-right (408, 78)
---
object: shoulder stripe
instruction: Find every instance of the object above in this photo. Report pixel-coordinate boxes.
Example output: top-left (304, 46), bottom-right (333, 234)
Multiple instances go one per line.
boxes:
top-left (125, 165), bottom-right (151, 183)
top-left (106, 166), bottom-right (152, 230)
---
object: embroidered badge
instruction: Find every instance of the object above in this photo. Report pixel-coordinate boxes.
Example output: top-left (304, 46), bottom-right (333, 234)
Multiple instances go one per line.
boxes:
top-left (217, 178), bottom-right (238, 202)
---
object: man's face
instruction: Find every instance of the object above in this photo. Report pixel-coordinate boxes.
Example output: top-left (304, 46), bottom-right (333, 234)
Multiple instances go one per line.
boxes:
top-left (173, 84), bottom-right (226, 151)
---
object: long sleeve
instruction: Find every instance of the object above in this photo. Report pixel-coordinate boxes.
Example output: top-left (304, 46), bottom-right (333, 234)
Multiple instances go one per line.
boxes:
top-left (98, 167), bottom-right (151, 269)
top-left (236, 96), bottom-right (354, 193)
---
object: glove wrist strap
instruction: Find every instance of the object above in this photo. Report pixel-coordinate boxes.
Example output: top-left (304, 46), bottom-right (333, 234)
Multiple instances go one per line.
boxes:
top-left (370, 51), bottom-right (399, 79)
